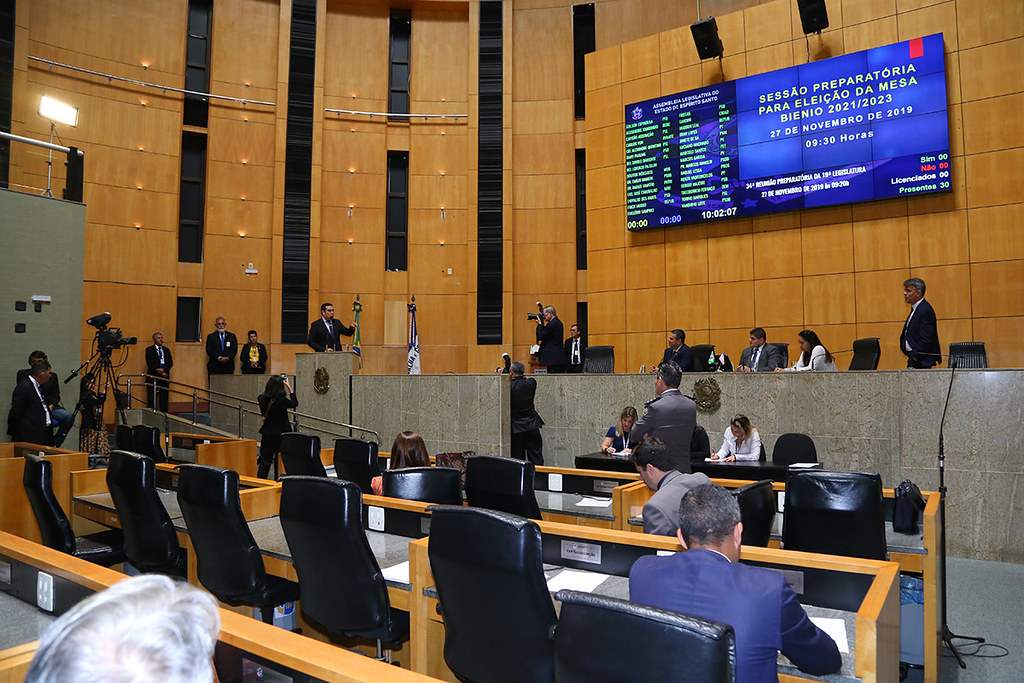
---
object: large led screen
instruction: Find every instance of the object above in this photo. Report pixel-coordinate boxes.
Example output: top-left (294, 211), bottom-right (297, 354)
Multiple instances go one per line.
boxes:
top-left (624, 33), bottom-right (951, 230)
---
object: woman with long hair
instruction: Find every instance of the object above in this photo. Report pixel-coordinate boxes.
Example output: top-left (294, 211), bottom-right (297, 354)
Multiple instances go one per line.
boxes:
top-left (601, 406), bottom-right (638, 454)
top-left (778, 329), bottom-right (837, 372)
top-left (77, 378), bottom-right (109, 457)
top-left (709, 414), bottom-right (762, 462)
top-left (256, 375), bottom-right (298, 479)
top-left (371, 431), bottom-right (431, 495)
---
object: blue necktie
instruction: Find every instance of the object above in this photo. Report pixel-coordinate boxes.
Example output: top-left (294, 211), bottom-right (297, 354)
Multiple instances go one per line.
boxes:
top-left (220, 332), bottom-right (225, 352)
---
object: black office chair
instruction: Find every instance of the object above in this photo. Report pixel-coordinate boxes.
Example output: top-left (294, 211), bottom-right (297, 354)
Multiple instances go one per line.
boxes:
top-left (689, 344), bottom-right (716, 372)
top-left (553, 590), bottom-right (736, 683)
top-left (582, 345), bottom-right (615, 374)
top-left (768, 343), bottom-right (789, 368)
top-left (279, 433), bottom-right (327, 477)
top-left (782, 471), bottom-right (887, 560)
top-left (689, 425), bottom-right (710, 463)
top-left (731, 479), bottom-right (775, 548)
top-left (949, 341), bottom-right (987, 368)
top-left (333, 437), bottom-right (380, 493)
top-left (428, 505), bottom-right (557, 683)
top-left (465, 456), bottom-right (542, 520)
top-left (22, 454), bottom-right (124, 566)
top-left (177, 465), bottom-right (299, 623)
top-left (771, 433), bottom-right (818, 467)
top-left (115, 424), bottom-right (133, 450)
top-left (848, 337), bottom-right (881, 371)
top-left (382, 467), bottom-right (462, 505)
top-left (280, 477), bottom-right (408, 661)
top-left (130, 424), bottom-right (167, 463)
top-left (106, 450), bottom-right (186, 576)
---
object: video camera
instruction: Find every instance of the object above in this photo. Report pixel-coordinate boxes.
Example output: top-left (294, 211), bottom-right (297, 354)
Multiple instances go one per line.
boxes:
top-left (86, 312), bottom-right (138, 353)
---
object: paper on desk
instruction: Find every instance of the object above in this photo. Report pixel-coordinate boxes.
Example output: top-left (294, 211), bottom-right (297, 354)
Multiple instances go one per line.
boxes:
top-left (788, 462), bottom-right (822, 469)
top-left (381, 561), bottom-right (410, 585)
top-left (546, 569), bottom-right (610, 594)
top-left (612, 449), bottom-right (631, 457)
top-left (810, 617), bottom-right (849, 653)
top-left (575, 497), bottom-right (613, 508)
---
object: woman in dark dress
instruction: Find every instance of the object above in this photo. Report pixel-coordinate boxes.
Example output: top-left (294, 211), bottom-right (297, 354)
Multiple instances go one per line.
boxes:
top-left (78, 378), bottom-right (109, 456)
top-left (257, 375), bottom-right (298, 479)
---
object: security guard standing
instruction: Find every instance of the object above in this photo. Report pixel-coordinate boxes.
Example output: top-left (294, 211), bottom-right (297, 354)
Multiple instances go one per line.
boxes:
top-left (628, 362), bottom-right (697, 472)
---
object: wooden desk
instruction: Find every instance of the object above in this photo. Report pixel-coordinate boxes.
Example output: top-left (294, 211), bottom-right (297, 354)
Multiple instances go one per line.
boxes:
top-left (533, 465), bottom-right (639, 529)
top-left (574, 451), bottom-right (792, 481)
top-left (0, 530), bottom-right (442, 682)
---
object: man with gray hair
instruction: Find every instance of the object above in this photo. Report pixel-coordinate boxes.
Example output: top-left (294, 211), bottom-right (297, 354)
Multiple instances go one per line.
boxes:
top-left (26, 575), bottom-right (220, 683)
top-left (629, 484), bottom-right (841, 682)
top-left (628, 362), bottom-right (697, 472)
top-left (900, 277), bottom-right (940, 368)
top-left (534, 303), bottom-right (567, 373)
top-left (509, 361), bottom-right (545, 464)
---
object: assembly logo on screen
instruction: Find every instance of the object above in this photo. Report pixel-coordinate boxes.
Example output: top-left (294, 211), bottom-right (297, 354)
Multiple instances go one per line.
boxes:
top-left (623, 33), bottom-right (951, 230)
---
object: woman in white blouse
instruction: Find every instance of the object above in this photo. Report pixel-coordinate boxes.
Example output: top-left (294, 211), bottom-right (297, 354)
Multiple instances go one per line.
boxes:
top-left (777, 329), bottom-right (837, 372)
top-left (710, 414), bottom-right (762, 462)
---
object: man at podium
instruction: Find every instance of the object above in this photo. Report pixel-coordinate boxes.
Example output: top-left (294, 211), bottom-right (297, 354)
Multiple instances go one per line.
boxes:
top-left (307, 302), bottom-right (354, 352)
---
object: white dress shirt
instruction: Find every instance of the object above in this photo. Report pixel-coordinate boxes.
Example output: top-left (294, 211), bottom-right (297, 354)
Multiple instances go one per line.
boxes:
top-left (714, 427), bottom-right (762, 461)
top-left (903, 299), bottom-right (922, 352)
top-left (570, 339), bottom-right (581, 365)
top-left (788, 345), bottom-right (837, 372)
top-left (29, 376), bottom-right (52, 426)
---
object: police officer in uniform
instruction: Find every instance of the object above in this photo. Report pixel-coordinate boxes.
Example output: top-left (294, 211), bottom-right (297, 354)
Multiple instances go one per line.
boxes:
top-left (628, 361), bottom-right (697, 472)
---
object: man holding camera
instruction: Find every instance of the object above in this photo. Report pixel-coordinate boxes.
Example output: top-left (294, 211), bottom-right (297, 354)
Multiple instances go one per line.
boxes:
top-left (534, 303), bottom-right (567, 373)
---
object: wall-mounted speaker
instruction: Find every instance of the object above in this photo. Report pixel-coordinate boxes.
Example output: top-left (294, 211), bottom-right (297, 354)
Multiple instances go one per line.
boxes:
top-left (690, 17), bottom-right (723, 60)
top-left (797, 0), bottom-right (829, 34)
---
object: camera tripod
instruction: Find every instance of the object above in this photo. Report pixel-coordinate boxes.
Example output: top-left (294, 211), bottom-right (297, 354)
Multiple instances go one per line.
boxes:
top-left (57, 347), bottom-right (127, 448)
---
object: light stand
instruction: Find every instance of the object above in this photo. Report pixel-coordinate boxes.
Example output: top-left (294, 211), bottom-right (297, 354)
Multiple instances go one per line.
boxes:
top-left (37, 95), bottom-right (79, 198)
top-left (935, 357), bottom-right (985, 668)
top-left (43, 121), bottom-right (57, 197)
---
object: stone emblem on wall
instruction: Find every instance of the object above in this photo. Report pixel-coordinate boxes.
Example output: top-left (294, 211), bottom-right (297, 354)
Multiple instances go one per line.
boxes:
top-left (313, 367), bottom-right (330, 395)
top-left (692, 377), bottom-right (721, 413)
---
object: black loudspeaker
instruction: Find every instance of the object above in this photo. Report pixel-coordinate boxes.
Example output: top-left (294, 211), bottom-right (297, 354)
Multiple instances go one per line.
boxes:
top-left (690, 17), bottom-right (723, 60)
top-left (797, 0), bottom-right (829, 34)
top-left (63, 146), bottom-right (83, 202)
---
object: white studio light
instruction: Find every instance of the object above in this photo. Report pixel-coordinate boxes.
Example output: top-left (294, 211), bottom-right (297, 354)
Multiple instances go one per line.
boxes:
top-left (38, 95), bottom-right (79, 127)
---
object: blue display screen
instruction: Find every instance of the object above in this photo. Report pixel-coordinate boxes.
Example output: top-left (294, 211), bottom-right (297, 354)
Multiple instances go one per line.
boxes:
top-left (623, 33), bottom-right (951, 230)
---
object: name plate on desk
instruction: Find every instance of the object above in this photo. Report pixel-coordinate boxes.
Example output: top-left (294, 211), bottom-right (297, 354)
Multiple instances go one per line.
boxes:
top-left (368, 506), bottom-right (385, 531)
top-left (561, 540), bottom-right (602, 565)
top-left (593, 480), bottom-right (618, 495)
top-left (774, 567), bottom-right (805, 595)
top-left (549, 473), bottom-right (563, 492)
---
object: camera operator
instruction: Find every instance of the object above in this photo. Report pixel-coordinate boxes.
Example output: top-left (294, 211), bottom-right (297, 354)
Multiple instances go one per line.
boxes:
top-left (533, 303), bottom-right (567, 373)
top-left (15, 351), bottom-right (72, 439)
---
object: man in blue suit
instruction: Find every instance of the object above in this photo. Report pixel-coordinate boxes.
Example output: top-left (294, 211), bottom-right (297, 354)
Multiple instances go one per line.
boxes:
top-left (900, 278), bottom-right (941, 368)
top-left (629, 484), bottom-right (841, 682)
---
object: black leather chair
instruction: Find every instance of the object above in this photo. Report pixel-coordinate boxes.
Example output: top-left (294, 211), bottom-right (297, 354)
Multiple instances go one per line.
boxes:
top-left (106, 450), bottom-right (185, 576)
top-left (280, 476), bottom-right (408, 660)
top-left (428, 506), bottom-right (557, 683)
top-left (333, 437), bottom-right (380, 493)
top-left (848, 337), bottom-right (881, 371)
top-left (949, 341), bottom-right (987, 368)
top-left (689, 344), bottom-right (716, 372)
top-left (130, 425), bottom-right (167, 463)
top-left (553, 590), bottom-right (736, 683)
top-left (582, 345), bottom-right (614, 374)
top-left (782, 471), bottom-right (887, 560)
top-left (465, 456), bottom-right (542, 520)
top-left (731, 479), bottom-right (775, 548)
top-left (22, 454), bottom-right (124, 566)
top-left (115, 424), bottom-right (133, 450)
top-left (177, 465), bottom-right (299, 623)
top-left (382, 467), bottom-right (462, 505)
top-left (768, 342), bottom-right (789, 368)
top-left (279, 433), bottom-right (327, 477)
top-left (689, 424), bottom-right (710, 462)
top-left (771, 433), bottom-right (818, 467)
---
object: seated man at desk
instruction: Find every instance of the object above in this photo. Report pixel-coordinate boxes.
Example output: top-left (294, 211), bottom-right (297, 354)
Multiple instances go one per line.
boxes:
top-left (632, 438), bottom-right (710, 536)
top-left (629, 484), bottom-right (841, 682)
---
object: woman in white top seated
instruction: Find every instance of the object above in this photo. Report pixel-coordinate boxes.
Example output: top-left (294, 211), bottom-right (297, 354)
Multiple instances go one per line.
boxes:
top-left (709, 414), bottom-right (762, 462)
top-left (777, 329), bottom-right (837, 372)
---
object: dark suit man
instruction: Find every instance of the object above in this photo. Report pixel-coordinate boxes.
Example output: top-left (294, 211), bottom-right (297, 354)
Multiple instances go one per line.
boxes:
top-left (739, 327), bottom-right (785, 372)
top-left (659, 328), bottom-right (693, 373)
top-left (900, 278), bottom-right (941, 369)
top-left (15, 351), bottom-right (69, 435)
top-left (8, 361), bottom-right (56, 446)
top-left (535, 304), bottom-right (566, 372)
top-left (631, 438), bottom-right (711, 536)
top-left (509, 361), bottom-right (544, 465)
top-left (144, 332), bottom-right (173, 412)
top-left (563, 323), bottom-right (587, 373)
top-left (205, 316), bottom-right (238, 375)
top-left (241, 330), bottom-right (269, 374)
top-left (307, 302), bottom-right (354, 352)
top-left (629, 362), bottom-right (697, 472)
top-left (630, 484), bottom-right (841, 682)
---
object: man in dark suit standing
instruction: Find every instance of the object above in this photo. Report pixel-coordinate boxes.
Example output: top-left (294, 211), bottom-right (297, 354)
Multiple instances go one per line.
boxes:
top-left (738, 327), bottom-right (784, 372)
top-left (240, 330), bottom-right (269, 374)
top-left (901, 278), bottom-right (941, 369)
top-left (307, 302), bottom-right (354, 352)
top-left (629, 362), bottom-right (697, 472)
top-left (630, 484), bottom-right (841, 682)
top-left (509, 361), bottom-right (544, 465)
top-left (657, 329), bottom-right (693, 373)
top-left (535, 304), bottom-right (566, 373)
top-left (563, 323), bottom-right (587, 373)
top-left (144, 331), bottom-right (173, 412)
top-left (205, 316), bottom-right (238, 375)
top-left (8, 360), bottom-right (56, 446)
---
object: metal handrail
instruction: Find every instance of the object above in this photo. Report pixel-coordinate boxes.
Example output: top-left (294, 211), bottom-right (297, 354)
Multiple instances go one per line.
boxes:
top-left (117, 373), bottom-right (378, 442)
top-left (325, 107), bottom-right (467, 120)
top-left (0, 130), bottom-right (85, 156)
